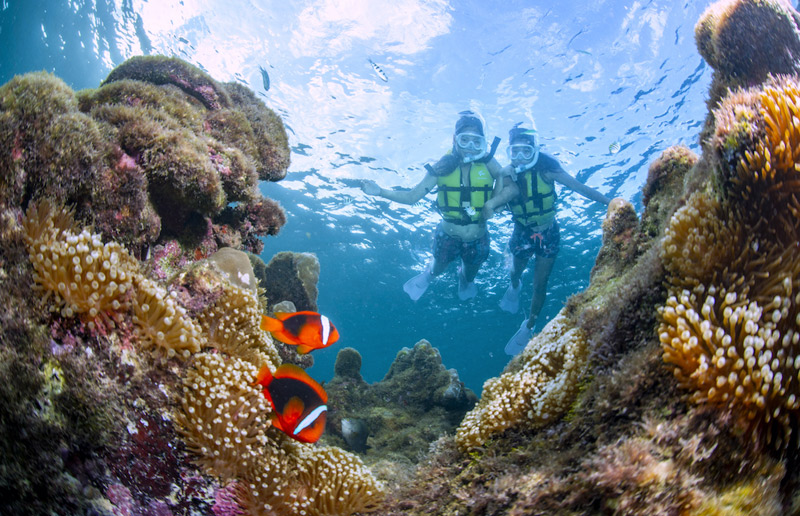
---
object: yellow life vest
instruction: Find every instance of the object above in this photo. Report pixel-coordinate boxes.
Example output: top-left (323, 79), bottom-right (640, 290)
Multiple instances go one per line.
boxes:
top-left (436, 162), bottom-right (494, 225)
top-left (509, 169), bottom-right (557, 227)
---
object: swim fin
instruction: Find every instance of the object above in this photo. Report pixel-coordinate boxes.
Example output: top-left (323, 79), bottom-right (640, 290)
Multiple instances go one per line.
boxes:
top-left (499, 283), bottom-right (521, 314)
top-left (504, 318), bottom-right (533, 356)
top-left (457, 266), bottom-right (477, 300)
top-left (403, 266), bottom-right (432, 301)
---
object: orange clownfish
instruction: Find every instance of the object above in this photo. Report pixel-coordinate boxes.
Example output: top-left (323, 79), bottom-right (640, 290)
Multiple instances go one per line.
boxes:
top-left (260, 311), bottom-right (340, 354)
top-left (255, 363), bottom-right (328, 443)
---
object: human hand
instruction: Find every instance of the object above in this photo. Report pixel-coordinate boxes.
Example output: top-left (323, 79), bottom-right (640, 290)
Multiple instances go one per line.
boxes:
top-left (480, 204), bottom-right (495, 221)
top-left (361, 180), bottom-right (381, 196)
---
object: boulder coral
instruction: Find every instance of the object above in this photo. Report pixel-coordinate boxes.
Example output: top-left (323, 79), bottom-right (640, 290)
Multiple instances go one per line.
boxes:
top-left (659, 75), bottom-right (800, 450)
top-left (695, 0), bottom-right (800, 140)
top-left (640, 145), bottom-right (698, 238)
top-left (258, 251), bottom-right (321, 312)
top-left (323, 341), bottom-right (476, 464)
top-left (1, 55), bottom-right (289, 256)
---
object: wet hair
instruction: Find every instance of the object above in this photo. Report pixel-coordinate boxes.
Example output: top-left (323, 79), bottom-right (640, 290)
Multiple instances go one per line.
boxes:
top-left (425, 153), bottom-right (461, 176)
top-left (509, 123), bottom-right (538, 147)
top-left (455, 110), bottom-right (484, 135)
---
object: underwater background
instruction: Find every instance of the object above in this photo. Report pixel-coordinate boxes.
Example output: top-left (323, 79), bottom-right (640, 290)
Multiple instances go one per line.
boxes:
top-left (1, 0), bottom-right (712, 392)
top-left (6, 0), bottom-right (800, 514)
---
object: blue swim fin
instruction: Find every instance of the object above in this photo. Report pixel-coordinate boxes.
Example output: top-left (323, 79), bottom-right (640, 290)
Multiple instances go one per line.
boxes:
top-left (403, 266), bottom-right (432, 301)
top-left (457, 266), bottom-right (477, 301)
top-left (499, 283), bottom-right (521, 314)
top-left (504, 318), bottom-right (532, 356)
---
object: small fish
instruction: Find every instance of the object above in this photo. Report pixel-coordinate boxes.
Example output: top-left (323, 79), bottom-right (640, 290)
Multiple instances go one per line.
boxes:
top-left (341, 418), bottom-right (370, 453)
top-left (609, 141), bottom-right (621, 154)
top-left (255, 363), bottom-right (327, 443)
top-left (259, 65), bottom-right (270, 91)
top-left (260, 311), bottom-right (340, 354)
top-left (368, 58), bottom-right (388, 82)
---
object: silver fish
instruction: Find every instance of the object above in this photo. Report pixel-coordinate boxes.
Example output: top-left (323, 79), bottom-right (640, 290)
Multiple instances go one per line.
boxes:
top-left (259, 65), bottom-right (270, 91)
top-left (341, 418), bottom-right (370, 453)
top-left (368, 58), bottom-right (388, 82)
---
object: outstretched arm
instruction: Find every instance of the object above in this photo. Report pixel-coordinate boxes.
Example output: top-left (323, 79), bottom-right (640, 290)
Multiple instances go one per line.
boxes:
top-left (548, 169), bottom-right (612, 205)
top-left (361, 173), bottom-right (438, 205)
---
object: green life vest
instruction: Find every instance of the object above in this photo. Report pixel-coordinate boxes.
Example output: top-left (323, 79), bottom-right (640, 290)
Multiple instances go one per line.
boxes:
top-left (509, 169), bottom-right (557, 227)
top-left (436, 162), bottom-right (494, 225)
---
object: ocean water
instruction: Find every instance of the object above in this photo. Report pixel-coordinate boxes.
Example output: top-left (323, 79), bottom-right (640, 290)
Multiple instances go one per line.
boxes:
top-left (0, 0), bottom-right (712, 393)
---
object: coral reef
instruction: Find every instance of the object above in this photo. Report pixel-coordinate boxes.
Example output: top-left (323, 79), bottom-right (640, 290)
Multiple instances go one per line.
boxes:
top-left (334, 346), bottom-right (365, 382)
top-left (695, 0), bottom-right (800, 141)
top-left (660, 75), bottom-right (800, 451)
top-left (640, 145), bottom-right (699, 238)
top-left (258, 251), bottom-right (320, 312)
top-left (455, 312), bottom-right (590, 450)
top-left (0, 59), bottom-right (387, 515)
top-left (323, 341), bottom-right (477, 466)
top-left (381, 2), bottom-right (800, 514)
top-left (1, 55), bottom-right (288, 255)
top-left (591, 196), bottom-right (641, 281)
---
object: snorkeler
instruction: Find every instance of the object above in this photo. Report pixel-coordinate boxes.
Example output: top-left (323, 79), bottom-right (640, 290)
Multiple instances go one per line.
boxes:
top-left (361, 110), bottom-right (517, 301)
top-left (502, 123), bottom-right (611, 355)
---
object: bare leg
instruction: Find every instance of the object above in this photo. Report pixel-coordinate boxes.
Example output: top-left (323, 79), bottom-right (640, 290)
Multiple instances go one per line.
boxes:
top-left (527, 255), bottom-right (556, 329)
top-left (509, 255), bottom-right (528, 289)
top-left (431, 257), bottom-right (448, 276)
top-left (462, 258), bottom-right (481, 283)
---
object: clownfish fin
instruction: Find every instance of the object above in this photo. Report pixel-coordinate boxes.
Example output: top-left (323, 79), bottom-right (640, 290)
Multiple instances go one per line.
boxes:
top-left (260, 315), bottom-right (282, 333)
top-left (254, 364), bottom-right (273, 388)
top-left (296, 344), bottom-right (313, 355)
top-left (269, 412), bottom-right (286, 433)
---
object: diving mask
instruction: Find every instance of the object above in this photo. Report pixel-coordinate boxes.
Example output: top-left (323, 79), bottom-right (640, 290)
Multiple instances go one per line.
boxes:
top-left (507, 144), bottom-right (536, 161)
top-left (455, 132), bottom-right (486, 152)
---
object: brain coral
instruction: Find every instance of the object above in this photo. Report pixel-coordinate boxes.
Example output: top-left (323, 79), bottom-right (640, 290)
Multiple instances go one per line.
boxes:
top-left (659, 76), bottom-right (800, 449)
top-left (456, 311), bottom-right (590, 450)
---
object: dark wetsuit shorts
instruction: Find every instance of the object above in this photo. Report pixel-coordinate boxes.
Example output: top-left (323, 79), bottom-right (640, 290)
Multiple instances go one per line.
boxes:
top-left (508, 220), bottom-right (560, 261)
top-left (433, 223), bottom-right (491, 269)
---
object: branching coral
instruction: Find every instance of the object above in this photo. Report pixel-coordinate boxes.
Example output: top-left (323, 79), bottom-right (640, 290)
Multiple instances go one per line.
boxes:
top-left (659, 76), bottom-right (800, 449)
top-left (456, 312), bottom-right (590, 450)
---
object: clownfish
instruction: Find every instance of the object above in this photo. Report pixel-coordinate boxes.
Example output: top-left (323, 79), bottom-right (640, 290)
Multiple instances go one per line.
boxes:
top-left (255, 363), bottom-right (327, 443)
top-left (260, 311), bottom-right (340, 354)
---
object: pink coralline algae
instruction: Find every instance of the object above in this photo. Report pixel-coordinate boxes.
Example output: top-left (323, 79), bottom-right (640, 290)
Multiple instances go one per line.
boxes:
top-left (212, 482), bottom-right (246, 516)
top-left (0, 55), bottom-right (289, 257)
